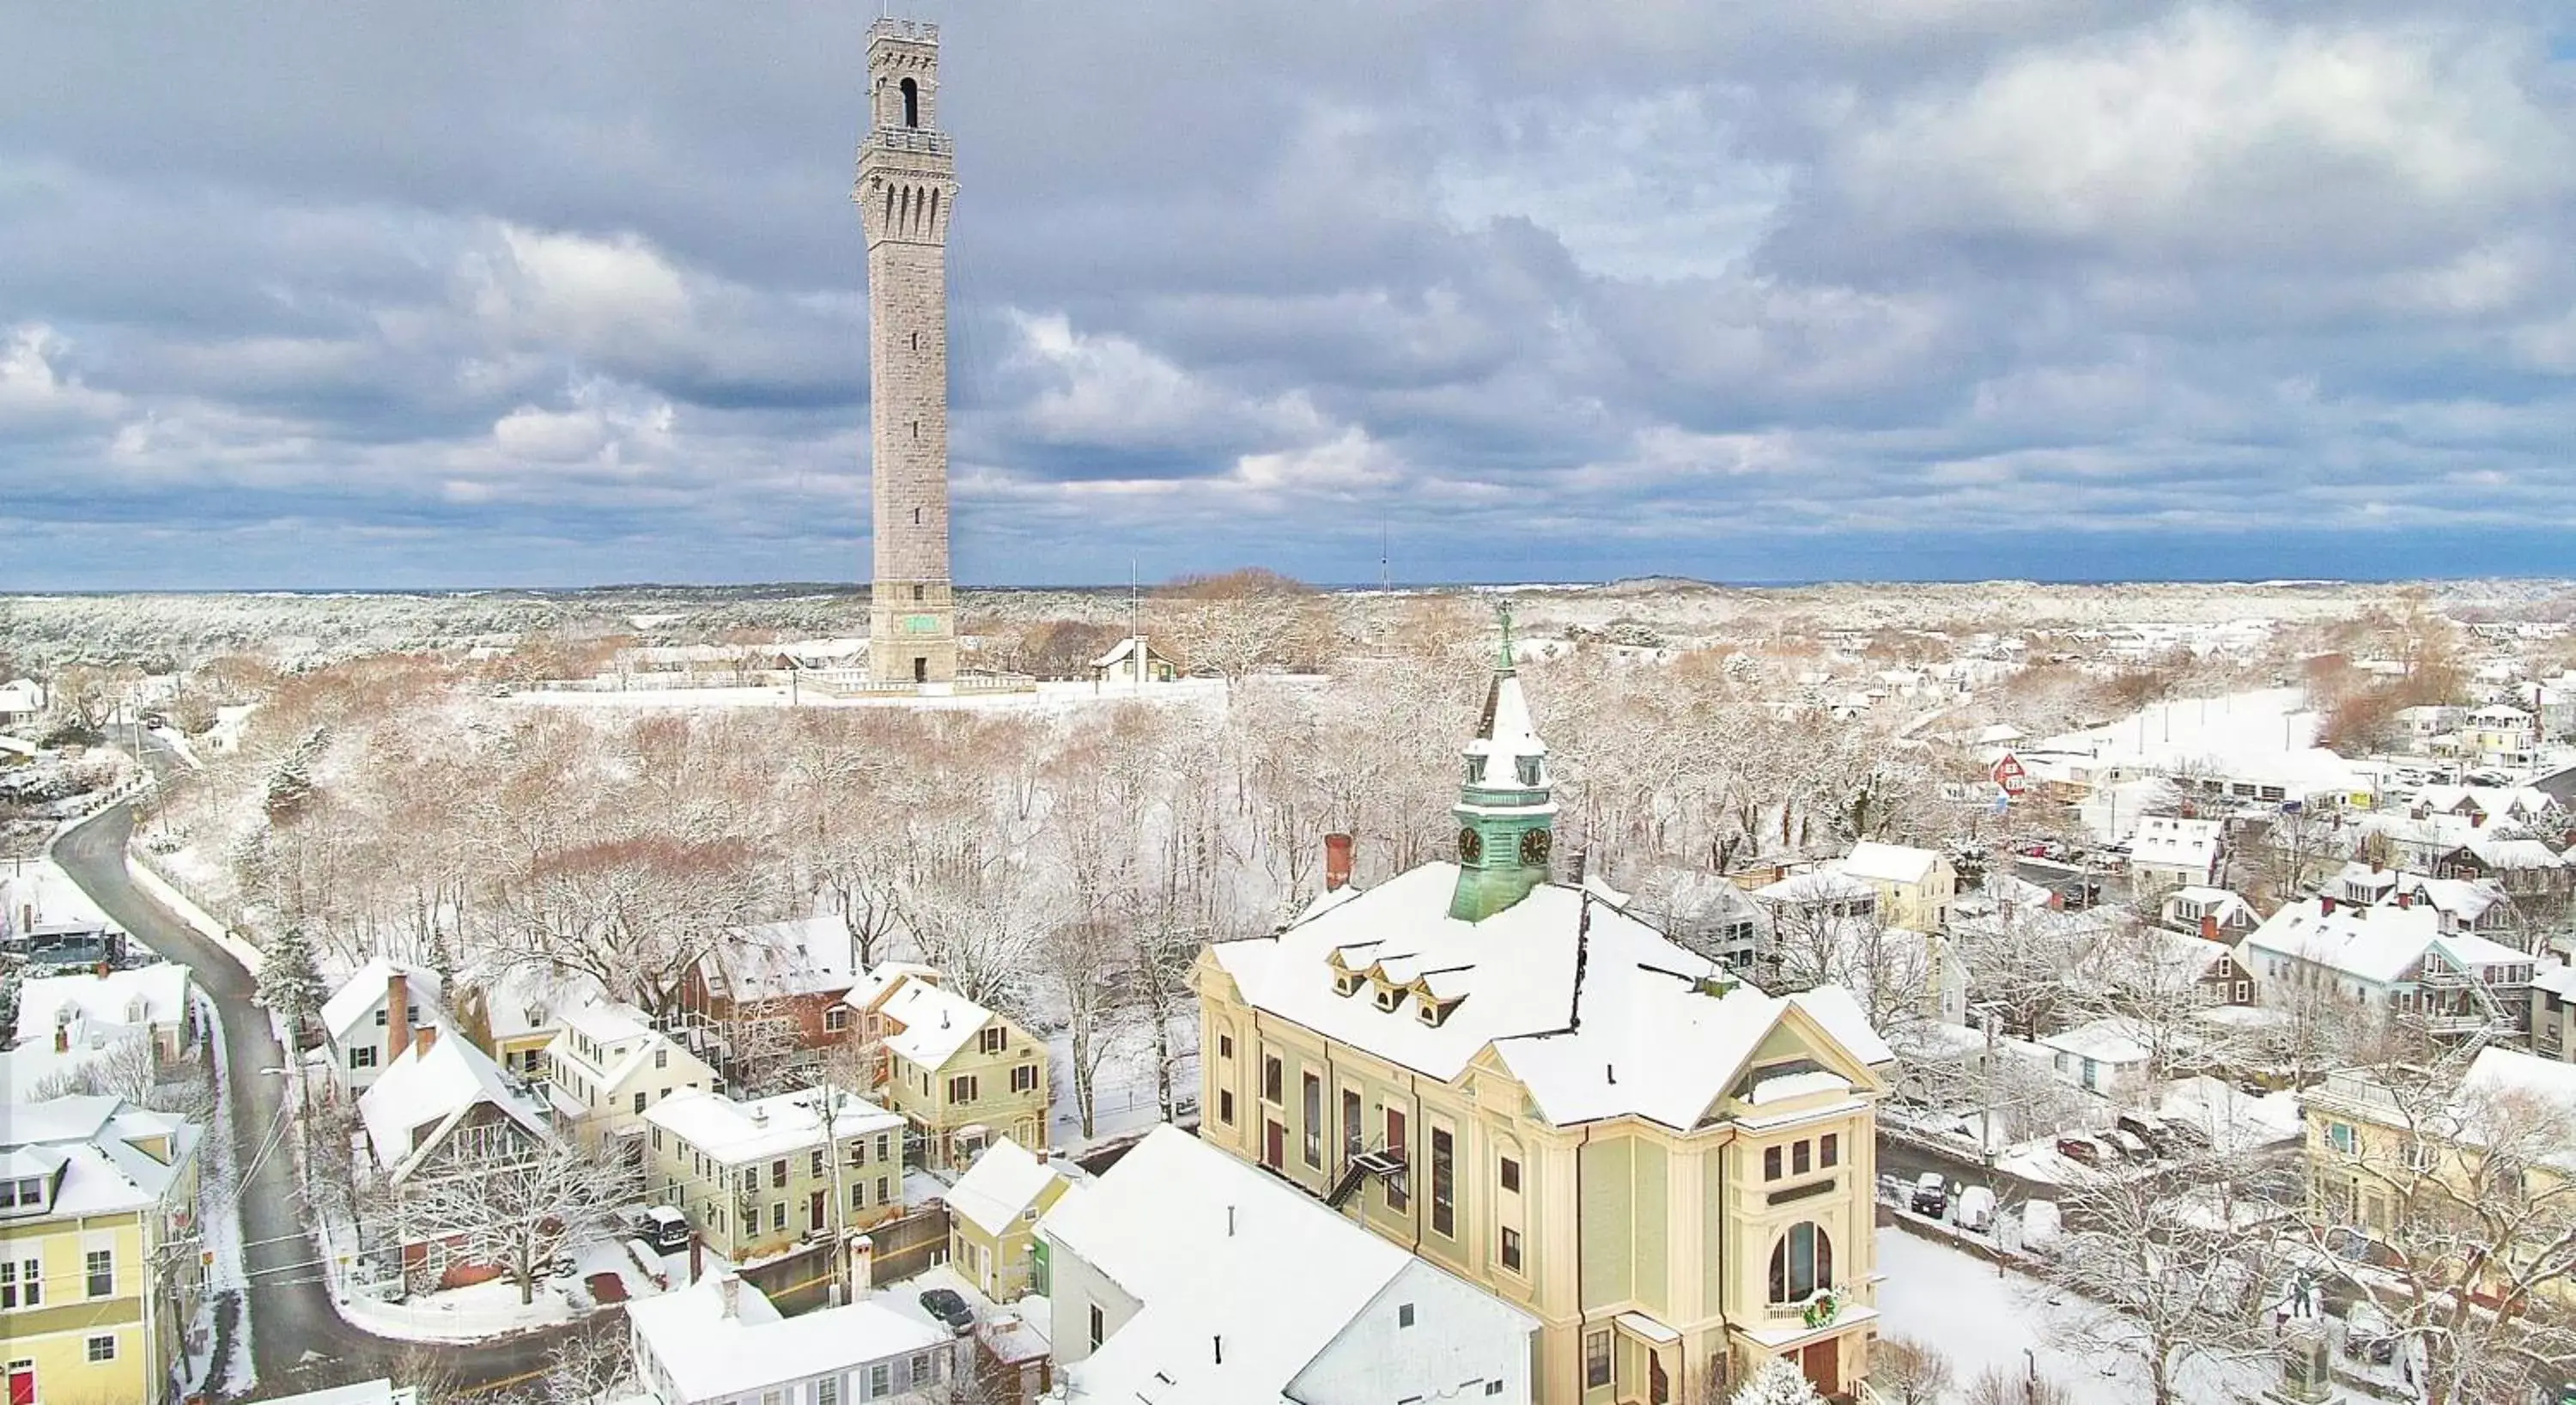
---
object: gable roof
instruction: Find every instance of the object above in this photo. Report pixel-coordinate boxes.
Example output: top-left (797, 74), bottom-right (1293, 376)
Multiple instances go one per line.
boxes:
top-left (2245, 900), bottom-right (2533, 986)
top-left (703, 915), bottom-right (860, 1002)
top-left (641, 1086), bottom-right (901, 1165)
top-left (876, 977), bottom-right (998, 1070)
top-left (1209, 863), bottom-right (1891, 1132)
top-left (945, 1136), bottom-right (1063, 1238)
top-left (1042, 1126), bottom-right (1534, 1405)
top-left (357, 1032), bottom-right (550, 1178)
top-left (320, 958), bottom-right (444, 1043)
top-left (1839, 842), bottom-right (1941, 885)
top-left (628, 1274), bottom-right (947, 1402)
top-left (12, 962), bottom-right (191, 1045)
top-left (0, 1095), bottom-right (199, 1218)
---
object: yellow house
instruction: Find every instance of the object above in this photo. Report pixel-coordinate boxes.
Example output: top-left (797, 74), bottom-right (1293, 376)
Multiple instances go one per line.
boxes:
top-left (643, 1086), bottom-right (907, 1262)
top-left (943, 1136), bottom-right (1070, 1303)
top-left (2303, 1047), bottom-right (2576, 1312)
top-left (1833, 842), bottom-right (1959, 934)
top-left (542, 998), bottom-right (722, 1153)
top-left (0, 1095), bottom-right (204, 1405)
top-left (1195, 645), bottom-right (1897, 1404)
top-left (861, 976), bottom-right (1048, 1171)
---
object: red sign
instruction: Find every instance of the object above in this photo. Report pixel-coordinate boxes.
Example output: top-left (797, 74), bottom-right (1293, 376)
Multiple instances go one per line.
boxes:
top-left (1991, 752), bottom-right (2028, 797)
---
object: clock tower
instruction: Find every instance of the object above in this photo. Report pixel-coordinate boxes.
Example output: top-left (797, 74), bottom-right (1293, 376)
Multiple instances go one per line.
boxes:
top-left (1449, 612), bottom-right (1558, 922)
top-left (856, 16), bottom-right (958, 685)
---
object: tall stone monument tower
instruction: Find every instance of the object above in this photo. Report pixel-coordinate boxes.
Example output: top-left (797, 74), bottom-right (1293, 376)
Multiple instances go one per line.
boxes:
top-left (855, 18), bottom-right (957, 685)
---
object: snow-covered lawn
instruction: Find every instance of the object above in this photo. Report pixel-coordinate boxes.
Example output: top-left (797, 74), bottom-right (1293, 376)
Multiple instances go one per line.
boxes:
top-left (340, 1273), bottom-right (583, 1343)
top-left (1874, 1226), bottom-right (2273, 1403)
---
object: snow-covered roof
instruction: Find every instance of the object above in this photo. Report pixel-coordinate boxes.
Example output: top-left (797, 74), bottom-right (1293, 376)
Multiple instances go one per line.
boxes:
top-left (11, 961), bottom-right (191, 1046)
top-left (846, 960), bottom-right (941, 1012)
top-left (1749, 868), bottom-right (1877, 905)
top-left (2244, 900), bottom-right (2532, 986)
top-left (1208, 864), bottom-right (1892, 1132)
top-left (945, 1137), bottom-right (1063, 1238)
top-left (2039, 1018), bottom-right (2153, 1067)
top-left (2531, 964), bottom-right (2576, 1000)
top-left (1462, 668), bottom-right (1547, 780)
top-left (875, 977), bottom-right (999, 1072)
top-left (2161, 885), bottom-right (2254, 921)
top-left (357, 1031), bottom-right (550, 1178)
top-left (1041, 1126), bottom-right (1535, 1405)
top-left (319, 957), bottom-right (445, 1043)
top-left (2463, 1045), bottom-right (2576, 1107)
top-left (1838, 842), bottom-right (1942, 886)
top-left (703, 915), bottom-right (860, 1001)
top-left (629, 1274), bottom-right (948, 1402)
top-left (2468, 836), bottom-right (2565, 871)
top-left (2149, 933), bottom-right (2236, 982)
top-left (0, 1094), bottom-right (199, 1218)
top-left (2126, 815), bottom-right (2223, 869)
top-left (245, 1381), bottom-right (418, 1405)
top-left (641, 1086), bottom-right (901, 1166)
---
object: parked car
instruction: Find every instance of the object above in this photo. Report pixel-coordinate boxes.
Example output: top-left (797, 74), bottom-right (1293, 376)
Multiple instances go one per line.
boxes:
top-left (2021, 1200), bottom-right (2062, 1253)
top-left (1955, 1185), bottom-right (1996, 1233)
top-left (2116, 1113), bottom-right (2174, 1158)
top-left (1911, 1172), bottom-right (1949, 1217)
top-left (629, 1205), bottom-right (693, 1255)
top-left (2105, 1128), bottom-right (2153, 1160)
top-left (919, 1286), bottom-right (975, 1335)
top-left (2056, 1136), bottom-right (2105, 1165)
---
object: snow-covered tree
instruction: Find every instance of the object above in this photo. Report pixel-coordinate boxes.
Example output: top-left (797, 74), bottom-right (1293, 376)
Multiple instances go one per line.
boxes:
top-left (258, 921), bottom-right (325, 1032)
top-left (1870, 1335), bottom-right (1955, 1405)
top-left (1728, 1355), bottom-right (1823, 1405)
top-left (396, 1135), bottom-right (634, 1306)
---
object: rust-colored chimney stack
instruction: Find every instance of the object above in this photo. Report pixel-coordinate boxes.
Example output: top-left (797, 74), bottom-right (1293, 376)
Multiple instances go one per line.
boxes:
top-left (2200, 913), bottom-right (2219, 942)
top-left (386, 970), bottom-right (410, 1067)
top-left (2321, 896), bottom-right (2336, 915)
top-left (1323, 833), bottom-right (1354, 892)
top-left (414, 1025), bottom-right (438, 1057)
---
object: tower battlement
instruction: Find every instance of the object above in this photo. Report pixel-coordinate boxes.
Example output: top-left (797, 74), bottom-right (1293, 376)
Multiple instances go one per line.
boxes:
top-left (868, 17), bottom-right (938, 45)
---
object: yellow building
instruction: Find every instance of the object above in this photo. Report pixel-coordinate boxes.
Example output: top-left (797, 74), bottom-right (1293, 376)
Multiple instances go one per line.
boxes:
top-left (0, 1095), bottom-right (203, 1405)
top-left (1833, 842), bottom-right (1959, 934)
top-left (542, 998), bottom-right (721, 1154)
top-left (1195, 643), bottom-right (1897, 1404)
top-left (859, 976), bottom-right (1048, 1171)
top-left (643, 1087), bottom-right (907, 1262)
top-left (2303, 1047), bottom-right (2576, 1311)
top-left (943, 1136), bottom-right (1070, 1303)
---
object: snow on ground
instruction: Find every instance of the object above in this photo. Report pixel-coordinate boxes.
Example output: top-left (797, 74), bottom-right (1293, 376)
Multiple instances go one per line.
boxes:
top-left (873, 1262), bottom-right (995, 1334)
top-left (1043, 1017), bottom-right (1197, 1153)
top-left (339, 1272), bottom-right (583, 1343)
top-left (1874, 1226), bottom-right (2273, 1403)
top-left (571, 1237), bottom-right (672, 1304)
top-left (509, 679), bottom-right (1234, 715)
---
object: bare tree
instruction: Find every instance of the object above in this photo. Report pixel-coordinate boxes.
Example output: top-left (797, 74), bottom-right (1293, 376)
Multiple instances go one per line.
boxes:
top-left (2038, 1149), bottom-right (2285, 1405)
top-left (1963, 1364), bottom-right (2075, 1405)
top-left (1871, 1335), bottom-right (1955, 1405)
top-left (2303, 1050), bottom-right (2576, 1404)
top-left (396, 1136), bottom-right (636, 1306)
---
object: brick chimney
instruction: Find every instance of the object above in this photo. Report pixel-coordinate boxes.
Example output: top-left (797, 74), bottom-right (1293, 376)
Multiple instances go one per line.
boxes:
top-left (413, 1025), bottom-right (438, 1057)
top-left (718, 1269), bottom-right (740, 1319)
top-left (2396, 891), bottom-right (2413, 909)
top-left (386, 970), bottom-right (410, 1066)
top-left (2320, 896), bottom-right (2336, 915)
top-left (1324, 833), bottom-right (1354, 892)
top-left (94, 960), bottom-right (112, 979)
top-left (2200, 913), bottom-right (2219, 942)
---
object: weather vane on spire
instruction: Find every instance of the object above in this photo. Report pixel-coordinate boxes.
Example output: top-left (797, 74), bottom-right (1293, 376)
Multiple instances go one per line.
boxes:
top-left (1495, 600), bottom-right (1516, 672)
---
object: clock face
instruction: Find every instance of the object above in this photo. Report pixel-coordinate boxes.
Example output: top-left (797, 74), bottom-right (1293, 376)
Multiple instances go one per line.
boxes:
top-left (1521, 829), bottom-right (1552, 866)
top-left (1457, 827), bottom-right (1483, 864)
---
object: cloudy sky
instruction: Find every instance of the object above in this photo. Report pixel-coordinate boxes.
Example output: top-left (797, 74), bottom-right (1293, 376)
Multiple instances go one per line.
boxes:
top-left (6, 2), bottom-right (2573, 590)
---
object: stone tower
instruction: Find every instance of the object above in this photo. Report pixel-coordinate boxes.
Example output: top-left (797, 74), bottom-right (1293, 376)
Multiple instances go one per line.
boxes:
top-left (1449, 611), bottom-right (1558, 922)
top-left (854, 17), bottom-right (957, 685)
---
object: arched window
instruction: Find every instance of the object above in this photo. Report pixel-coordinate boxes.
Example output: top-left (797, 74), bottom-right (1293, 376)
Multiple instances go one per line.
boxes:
top-left (900, 77), bottom-right (920, 128)
top-left (1767, 1222), bottom-right (1832, 1303)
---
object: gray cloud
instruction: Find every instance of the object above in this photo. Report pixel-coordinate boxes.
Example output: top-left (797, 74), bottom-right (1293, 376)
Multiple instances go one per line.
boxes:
top-left (3, 0), bottom-right (2572, 589)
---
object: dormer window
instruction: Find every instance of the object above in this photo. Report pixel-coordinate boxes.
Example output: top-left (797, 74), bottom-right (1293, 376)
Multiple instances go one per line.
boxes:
top-left (1334, 970), bottom-right (1365, 998)
top-left (1374, 982), bottom-right (1404, 1013)
top-left (1417, 995), bottom-right (1461, 1028)
top-left (1516, 757), bottom-right (1540, 787)
top-left (1464, 757), bottom-right (1485, 785)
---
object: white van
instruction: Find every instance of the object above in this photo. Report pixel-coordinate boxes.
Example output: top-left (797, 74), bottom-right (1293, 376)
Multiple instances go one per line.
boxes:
top-left (1955, 1185), bottom-right (1996, 1233)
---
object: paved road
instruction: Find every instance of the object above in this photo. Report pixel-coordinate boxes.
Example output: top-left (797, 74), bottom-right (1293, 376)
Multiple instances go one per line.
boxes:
top-left (54, 806), bottom-right (598, 1401)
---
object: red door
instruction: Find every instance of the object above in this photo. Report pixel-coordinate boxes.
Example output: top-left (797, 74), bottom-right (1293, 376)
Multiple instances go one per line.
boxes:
top-left (1263, 1120), bottom-right (1285, 1170)
top-left (9, 1364), bottom-right (33, 1405)
top-left (1801, 1341), bottom-right (1839, 1396)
